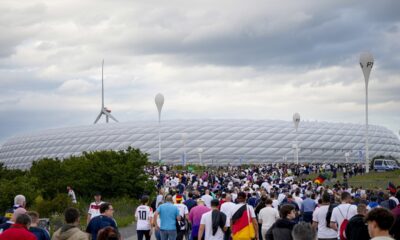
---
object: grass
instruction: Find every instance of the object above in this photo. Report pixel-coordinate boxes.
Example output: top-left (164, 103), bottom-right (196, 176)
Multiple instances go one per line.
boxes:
top-left (306, 170), bottom-right (400, 189)
top-left (47, 197), bottom-right (139, 234)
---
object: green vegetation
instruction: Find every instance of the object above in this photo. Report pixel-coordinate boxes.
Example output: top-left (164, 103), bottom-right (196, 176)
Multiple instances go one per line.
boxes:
top-left (307, 170), bottom-right (400, 189)
top-left (0, 147), bottom-right (155, 229)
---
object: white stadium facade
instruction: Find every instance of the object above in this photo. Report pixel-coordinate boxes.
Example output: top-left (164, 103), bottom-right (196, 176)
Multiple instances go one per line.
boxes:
top-left (0, 119), bottom-right (399, 169)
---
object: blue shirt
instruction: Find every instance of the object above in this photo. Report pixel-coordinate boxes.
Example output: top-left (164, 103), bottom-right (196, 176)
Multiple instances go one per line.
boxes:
top-left (302, 198), bottom-right (316, 213)
top-left (86, 215), bottom-right (118, 240)
top-left (29, 227), bottom-right (50, 240)
top-left (157, 202), bottom-right (179, 230)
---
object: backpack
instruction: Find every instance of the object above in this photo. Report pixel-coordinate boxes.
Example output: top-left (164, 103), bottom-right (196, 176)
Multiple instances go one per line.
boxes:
top-left (338, 206), bottom-right (351, 240)
top-left (176, 218), bottom-right (186, 231)
top-left (326, 203), bottom-right (338, 228)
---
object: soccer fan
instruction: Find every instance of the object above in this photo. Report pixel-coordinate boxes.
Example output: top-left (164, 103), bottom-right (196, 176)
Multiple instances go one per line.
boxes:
top-left (258, 198), bottom-right (279, 240)
top-left (87, 192), bottom-right (105, 224)
top-left (135, 196), bottom-right (153, 240)
top-left (86, 203), bottom-right (118, 240)
top-left (231, 192), bottom-right (258, 240)
top-left (365, 208), bottom-right (395, 240)
top-left (27, 211), bottom-right (50, 240)
top-left (52, 207), bottom-right (89, 240)
top-left (292, 222), bottom-right (316, 240)
top-left (312, 192), bottom-right (337, 240)
top-left (154, 195), bottom-right (180, 240)
top-left (0, 207), bottom-right (27, 233)
top-left (202, 189), bottom-right (214, 208)
top-left (0, 214), bottom-right (36, 240)
top-left (198, 199), bottom-right (228, 240)
top-left (174, 195), bottom-right (189, 240)
top-left (220, 194), bottom-right (236, 240)
top-left (1, 194), bottom-right (26, 224)
top-left (329, 191), bottom-right (357, 239)
top-left (189, 198), bottom-right (210, 240)
top-left (266, 204), bottom-right (297, 240)
top-left (67, 186), bottom-right (77, 204)
top-left (345, 203), bottom-right (369, 240)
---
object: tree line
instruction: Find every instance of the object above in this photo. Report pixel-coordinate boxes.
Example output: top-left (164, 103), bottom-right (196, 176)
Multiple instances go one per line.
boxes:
top-left (0, 147), bottom-right (155, 215)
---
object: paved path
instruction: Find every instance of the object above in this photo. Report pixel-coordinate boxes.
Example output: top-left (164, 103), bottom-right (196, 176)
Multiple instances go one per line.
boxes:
top-left (120, 223), bottom-right (156, 240)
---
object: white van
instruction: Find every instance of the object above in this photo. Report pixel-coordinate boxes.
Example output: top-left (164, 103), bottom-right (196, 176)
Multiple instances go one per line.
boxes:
top-left (373, 159), bottom-right (400, 171)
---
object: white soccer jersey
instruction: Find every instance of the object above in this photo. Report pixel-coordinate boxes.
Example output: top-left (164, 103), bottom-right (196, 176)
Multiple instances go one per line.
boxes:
top-left (135, 205), bottom-right (153, 230)
top-left (88, 201), bottom-right (105, 219)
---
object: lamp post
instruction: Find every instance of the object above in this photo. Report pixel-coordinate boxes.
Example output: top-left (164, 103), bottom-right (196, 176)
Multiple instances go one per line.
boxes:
top-left (182, 133), bottom-right (187, 166)
top-left (155, 93), bottom-right (164, 164)
top-left (198, 147), bottom-right (203, 166)
top-left (360, 52), bottom-right (374, 173)
top-left (293, 113), bottom-right (300, 165)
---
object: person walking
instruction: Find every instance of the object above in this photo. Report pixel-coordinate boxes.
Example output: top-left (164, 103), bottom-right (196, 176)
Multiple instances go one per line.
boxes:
top-left (52, 208), bottom-right (89, 240)
top-left (198, 199), bottom-right (228, 240)
top-left (154, 195), bottom-right (181, 240)
top-left (231, 192), bottom-right (258, 240)
top-left (220, 194), bottom-right (236, 240)
top-left (312, 192), bottom-right (337, 240)
top-left (258, 198), bottom-right (279, 240)
top-left (87, 192), bottom-right (105, 224)
top-left (67, 186), bottom-right (77, 204)
top-left (189, 198), bottom-right (210, 240)
top-left (0, 214), bottom-right (36, 240)
top-left (135, 196), bottom-right (153, 240)
top-left (329, 192), bottom-right (357, 240)
top-left (27, 211), bottom-right (50, 240)
top-left (345, 203), bottom-right (369, 240)
top-left (86, 203), bottom-right (118, 240)
top-left (365, 208), bottom-right (395, 240)
top-left (301, 193), bottom-right (316, 223)
top-left (266, 204), bottom-right (297, 240)
top-left (174, 195), bottom-right (189, 240)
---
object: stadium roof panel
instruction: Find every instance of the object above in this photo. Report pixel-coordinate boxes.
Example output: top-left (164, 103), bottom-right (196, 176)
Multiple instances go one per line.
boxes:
top-left (0, 119), bottom-right (399, 169)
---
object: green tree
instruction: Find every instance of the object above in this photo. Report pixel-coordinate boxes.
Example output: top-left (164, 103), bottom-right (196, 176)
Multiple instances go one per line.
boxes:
top-left (30, 158), bottom-right (66, 199)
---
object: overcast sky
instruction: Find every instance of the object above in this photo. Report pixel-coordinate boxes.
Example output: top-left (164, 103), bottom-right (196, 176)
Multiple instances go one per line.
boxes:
top-left (0, 0), bottom-right (399, 142)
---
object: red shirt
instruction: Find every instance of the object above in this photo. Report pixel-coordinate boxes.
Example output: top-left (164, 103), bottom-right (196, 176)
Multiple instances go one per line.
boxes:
top-left (0, 223), bottom-right (36, 240)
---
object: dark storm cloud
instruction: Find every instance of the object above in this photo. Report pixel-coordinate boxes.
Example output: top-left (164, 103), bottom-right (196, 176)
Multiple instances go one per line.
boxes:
top-left (111, 1), bottom-right (399, 71)
top-left (0, 0), bottom-right (399, 142)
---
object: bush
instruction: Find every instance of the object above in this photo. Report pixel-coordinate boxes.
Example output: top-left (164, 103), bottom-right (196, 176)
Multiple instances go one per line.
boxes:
top-left (0, 174), bottom-right (38, 213)
top-left (29, 147), bottom-right (154, 199)
top-left (33, 194), bottom-right (76, 218)
top-left (0, 147), bottom-right (155, 217)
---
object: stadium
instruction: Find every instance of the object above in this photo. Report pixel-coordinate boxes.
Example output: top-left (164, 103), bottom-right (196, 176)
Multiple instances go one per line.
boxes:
top-left (0, 119), bottom-right (399, 169)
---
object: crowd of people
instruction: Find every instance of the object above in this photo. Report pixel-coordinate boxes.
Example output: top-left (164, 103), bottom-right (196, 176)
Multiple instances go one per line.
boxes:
top-left (141, 163), bottom-right (399, 240)
top-left (0, 163), bottom-right (399, 240)
top-left (0, 193), bottom-right (119, 240)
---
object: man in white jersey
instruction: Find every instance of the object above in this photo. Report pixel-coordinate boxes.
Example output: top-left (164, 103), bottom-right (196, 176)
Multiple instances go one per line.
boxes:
top-left (67, 186), bottom-right (77, 204)
top-left (312, 192), bottom-right (337, 240)
top-left (174, 195), bottom-right (189, 240)
top-left (258, 198), bottom-right (279, 240)
top-left (202, 189), bottom-right (214, 208)
top-left (220, 194), bottom-right (236, 240)
top-left (330, 191), bottom-right (357, 239)
top-left (87, 192), bottom-right (105, 224)
top-left (135, 195), bottom-right (153, 240)
top-left (198, 199), bottom-right (228, 240)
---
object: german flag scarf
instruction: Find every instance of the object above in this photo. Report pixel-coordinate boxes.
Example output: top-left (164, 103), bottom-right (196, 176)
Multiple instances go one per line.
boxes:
top-left (231, 204), bottom-right (255, 240)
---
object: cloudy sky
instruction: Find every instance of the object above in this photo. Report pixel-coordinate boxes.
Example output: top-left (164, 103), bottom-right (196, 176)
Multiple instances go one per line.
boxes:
top-left (1, 0), bottom-right (399, 142)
